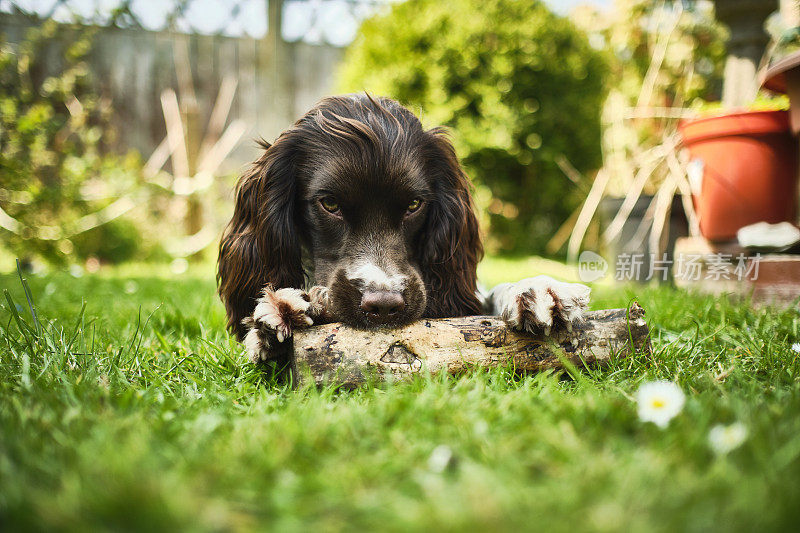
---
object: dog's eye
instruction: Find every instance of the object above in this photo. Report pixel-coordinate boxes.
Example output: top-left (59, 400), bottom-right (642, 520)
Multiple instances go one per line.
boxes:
top-left (320, 197), bottom-right (340, 213)
top-left (407, 198), bottom-right (422, 213)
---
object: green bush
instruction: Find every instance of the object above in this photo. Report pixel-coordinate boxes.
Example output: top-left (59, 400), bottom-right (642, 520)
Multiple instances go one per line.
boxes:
top-left (338, 0), bottom-right (608, 254)
top-left (0, 20), bottom-right (143, 265)
top-left (70, 218), bottom-right (141, 264)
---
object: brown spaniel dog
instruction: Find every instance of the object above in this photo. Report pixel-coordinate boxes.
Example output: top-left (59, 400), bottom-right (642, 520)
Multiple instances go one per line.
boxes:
top-left (218, 94), bottom-right (590, 362)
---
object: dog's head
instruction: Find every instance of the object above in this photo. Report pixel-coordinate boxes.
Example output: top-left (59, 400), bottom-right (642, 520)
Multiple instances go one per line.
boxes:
top-left (218, 94), bottom-right (483, 339)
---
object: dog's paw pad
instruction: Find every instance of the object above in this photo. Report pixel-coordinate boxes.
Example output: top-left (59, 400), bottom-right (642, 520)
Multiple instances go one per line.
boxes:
top-left (500, 276), bottom-right (590, 336)
top-left (252, 287), bottom-right (313, 343)
top-left (243, 324), bottom-right (271, 363)
top-left (243, 287), bottom-right (315, 363)
top-left (307, 285), bottom-right (333, 322)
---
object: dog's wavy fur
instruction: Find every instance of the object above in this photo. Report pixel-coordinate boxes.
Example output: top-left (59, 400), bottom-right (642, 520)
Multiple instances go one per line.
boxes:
top-left (218, 94), bottom-right (483, 339)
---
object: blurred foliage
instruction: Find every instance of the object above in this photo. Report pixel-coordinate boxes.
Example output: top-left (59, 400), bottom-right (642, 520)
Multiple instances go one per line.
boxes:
top-left (70, 217), bottom-right (142, 264)
top-left (0, 19), bottom-right (145, 265)
top-left (765, 7), bottom-right (800, 64)
top-left (579, 0), bottom-right (727, 108)
top-left (573, 0), bottom-right (728, 198)
top-left (692, 93), bottom-right (790, 114)
top-left (337, 0), bottom-right (609, 255)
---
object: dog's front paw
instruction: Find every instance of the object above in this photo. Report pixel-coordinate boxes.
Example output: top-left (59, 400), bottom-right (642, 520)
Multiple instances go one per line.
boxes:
top-left (242, 287), bottom-right (313, 363)
top-left (493, 276), bottom-right (590, 336)
top-left (307, 285), bottom-right (334, 323)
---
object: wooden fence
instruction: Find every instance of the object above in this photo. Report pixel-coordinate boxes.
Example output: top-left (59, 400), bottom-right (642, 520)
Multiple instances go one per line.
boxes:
top-left (0, 14), bottom-right (344, 172)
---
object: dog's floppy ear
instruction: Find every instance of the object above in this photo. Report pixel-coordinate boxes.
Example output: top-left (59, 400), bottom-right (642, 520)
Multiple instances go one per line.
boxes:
top-left (419, 128), bottom-right (484, 317)
top-left (217, 133), bottom-right (305, 340)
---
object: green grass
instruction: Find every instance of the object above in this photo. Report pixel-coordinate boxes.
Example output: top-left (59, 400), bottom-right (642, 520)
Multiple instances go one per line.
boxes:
top-left (2, 258), bottom-right (800, 531)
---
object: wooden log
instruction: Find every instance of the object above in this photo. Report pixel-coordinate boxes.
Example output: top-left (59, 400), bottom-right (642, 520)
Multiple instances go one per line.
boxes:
top-left (290, 303), bottom-right (651, 387)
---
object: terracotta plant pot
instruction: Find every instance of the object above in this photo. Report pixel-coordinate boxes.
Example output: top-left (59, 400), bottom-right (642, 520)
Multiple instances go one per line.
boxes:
top-left (679, 110), bottom-right (799, 242)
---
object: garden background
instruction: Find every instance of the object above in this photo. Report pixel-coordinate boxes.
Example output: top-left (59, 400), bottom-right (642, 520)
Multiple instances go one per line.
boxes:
top-left (3, 0), bottom-right (800, 530)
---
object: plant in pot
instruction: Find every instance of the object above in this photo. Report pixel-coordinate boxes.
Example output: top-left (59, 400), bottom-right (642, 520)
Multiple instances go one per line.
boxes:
top-left (678, 95), bottom-right (797, 243)
top-left (679, 0), bottom-right (800, 245)
top-left (562, 0), bottom-right (724, 282)
top-left (674, 0), bottom-right (800, 244)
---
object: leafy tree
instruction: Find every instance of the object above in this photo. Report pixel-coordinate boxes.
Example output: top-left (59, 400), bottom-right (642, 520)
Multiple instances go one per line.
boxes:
top-left (0, 19), bottom-right (143, 265)
top-left (338, 0), bottom-right (609, 254)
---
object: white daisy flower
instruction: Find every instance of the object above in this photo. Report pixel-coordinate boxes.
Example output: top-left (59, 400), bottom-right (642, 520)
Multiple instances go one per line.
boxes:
top-left (124, 281), bottom-right (139, 294)
top-left (708, 423), bottom-right (747, 454)
top-left (636, 381), bottom-right (685, 428)
top-left (428, 445), bottom-right (455, 473)
top-left (791, 343), bottom-right (800, 353)
top-left (170, 257), bottom-right (189, 274)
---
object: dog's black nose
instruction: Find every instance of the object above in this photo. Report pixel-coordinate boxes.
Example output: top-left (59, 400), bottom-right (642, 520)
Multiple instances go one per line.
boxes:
top-left (360, 290), bottom-right (405, 321)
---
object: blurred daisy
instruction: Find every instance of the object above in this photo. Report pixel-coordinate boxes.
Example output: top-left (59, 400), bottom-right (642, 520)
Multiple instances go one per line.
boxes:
top-left (124, 281), bottom-right (139, 294)
top-left (171, 257), bottom-right (189, 274)
top-left (428, 445), bottom-right (455, 473)
top-left (791, 343), bottom-right (800, 353)
top-left (636, 381), bottom-right (685, 428)
top-left (708, 423), bottom-right (747, 454)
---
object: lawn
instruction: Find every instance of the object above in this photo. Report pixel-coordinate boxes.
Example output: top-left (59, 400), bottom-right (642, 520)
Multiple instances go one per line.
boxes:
top-left (1, 258), bottom-right (800, 531)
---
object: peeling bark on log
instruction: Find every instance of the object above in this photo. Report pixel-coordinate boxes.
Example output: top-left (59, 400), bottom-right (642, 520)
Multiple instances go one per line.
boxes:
top-left (290, 303), bottom-right (651, 387)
